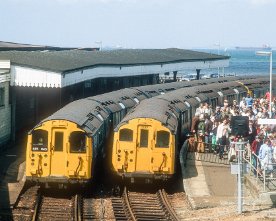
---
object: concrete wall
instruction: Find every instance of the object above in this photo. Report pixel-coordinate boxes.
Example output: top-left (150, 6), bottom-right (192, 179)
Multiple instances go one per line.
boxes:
top-left (0, 81), bottom-right (11, 149)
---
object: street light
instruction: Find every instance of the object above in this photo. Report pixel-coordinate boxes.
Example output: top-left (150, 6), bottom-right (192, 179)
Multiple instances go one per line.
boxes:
top-left (256, 51), bottom-right (273, 118)
top-left (214, 43), bottom-right (221, 77)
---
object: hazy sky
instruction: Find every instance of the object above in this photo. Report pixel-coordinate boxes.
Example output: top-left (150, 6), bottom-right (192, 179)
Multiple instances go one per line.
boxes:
top-left (1, 0), bottom-right (275, 49)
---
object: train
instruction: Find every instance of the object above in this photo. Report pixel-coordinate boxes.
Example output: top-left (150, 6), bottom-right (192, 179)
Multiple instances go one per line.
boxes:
top-left (111, 77), bottom-right (271, 183)
top-left (25, 75), bottom-right (268, 187)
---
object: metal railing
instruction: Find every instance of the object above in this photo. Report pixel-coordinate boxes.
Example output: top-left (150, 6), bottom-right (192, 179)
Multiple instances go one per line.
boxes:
top-left (187, 138), bottom-right (276, 191)
top-left (243, 149), bottom-right (276, 191)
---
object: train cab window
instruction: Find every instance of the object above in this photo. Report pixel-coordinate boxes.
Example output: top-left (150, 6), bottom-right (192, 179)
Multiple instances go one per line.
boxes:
top-left (70, 132), bottom-right (86, 153)
top-left (140, 129), bottom-right (148, 147)
top-left (119, 129), bottom-right (133, 142)
top-left (32, 129), bottom-right (48, 151)
top-left (156, 131), bottom-right (170, 148)
top-left (54, 132), bottom-right (63, 152)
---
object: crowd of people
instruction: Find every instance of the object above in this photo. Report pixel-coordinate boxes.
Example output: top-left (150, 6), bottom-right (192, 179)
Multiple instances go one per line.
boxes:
top-left (181, 90), bottom-right (276, 175)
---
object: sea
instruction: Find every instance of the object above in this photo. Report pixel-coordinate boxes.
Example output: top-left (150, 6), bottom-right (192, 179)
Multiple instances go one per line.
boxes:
top-left (199, 48), bottom-right (275, 77)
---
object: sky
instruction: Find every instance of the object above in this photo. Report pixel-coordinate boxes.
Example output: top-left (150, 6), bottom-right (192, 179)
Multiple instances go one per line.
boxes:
top-left (0, 0), bottom-right (276, 49)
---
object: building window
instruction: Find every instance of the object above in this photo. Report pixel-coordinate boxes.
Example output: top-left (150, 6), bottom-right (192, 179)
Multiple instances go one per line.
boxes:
top-left (0, 87), bottom-right (4, 107)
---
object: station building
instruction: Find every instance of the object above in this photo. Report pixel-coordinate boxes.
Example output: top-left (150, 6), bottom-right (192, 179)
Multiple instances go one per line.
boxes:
top-left (0, 42), bottom-right (230, 149)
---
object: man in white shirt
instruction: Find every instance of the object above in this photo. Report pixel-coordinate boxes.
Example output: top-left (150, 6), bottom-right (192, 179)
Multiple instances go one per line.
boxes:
top-left (216, 118), bottom-right (231, 159)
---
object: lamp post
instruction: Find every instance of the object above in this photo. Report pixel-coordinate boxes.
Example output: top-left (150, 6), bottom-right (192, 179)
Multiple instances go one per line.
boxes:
top-left (256, 51), bottom-right (273, 118)
top-left (214, 43), bottom-right (221, 77)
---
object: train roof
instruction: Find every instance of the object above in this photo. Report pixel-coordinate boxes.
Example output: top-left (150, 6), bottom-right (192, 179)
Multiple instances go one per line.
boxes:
top-left (116, 98), bottom-right (180, 134)
top-left (41, 98), bottom-right (108, 134)
top-left (37, 87), bottom-right (146, 134)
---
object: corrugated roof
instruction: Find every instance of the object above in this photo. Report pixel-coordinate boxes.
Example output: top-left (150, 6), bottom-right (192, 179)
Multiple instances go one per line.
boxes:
top-left (0, 48), bottom-right (229, 73)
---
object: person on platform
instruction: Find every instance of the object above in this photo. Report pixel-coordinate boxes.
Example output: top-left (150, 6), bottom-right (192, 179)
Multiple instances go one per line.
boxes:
top-left (197, 114), bottom-right (206, 153)
top-left (239, 97), bottom-right (247, 110)
top-left (203, 102), bottom-right (213, 116)
top-left (251, 135), bottom-right (263, 175)
top-left (265, 90), bottom-right (271, 102)
top-left (191, 112), bottom-right (200, 134)
top-left (245, 93), bottom-right (253, 108)
top-left (204, 113), bottom-right (213, 152)
top-left (216, 117), bottom-right (231, 159)
top-left (258, 138), bottom-right (273, 174)
top-left (195, 103), bottom-right (205, 116)
top-left (210, 120), bottom-right (219, 153)
top-left (214, 106), bottom-right (222, 121)
top-left (180, 133), bottom-right (195, 175)
top-left (248, 120), bottom-right (257, 145)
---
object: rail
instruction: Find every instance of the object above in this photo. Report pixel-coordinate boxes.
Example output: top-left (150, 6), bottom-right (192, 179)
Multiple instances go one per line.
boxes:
top-left (122, 187), bottom-right (136, 220)
top-left (32, 193), bottom-right (78, 220)
top-left (244, 149), bottom-right (276, 191)
top-left (32, 192), bottom-right (42, 221)
top-left (158, 189), bottom-right (180, 221)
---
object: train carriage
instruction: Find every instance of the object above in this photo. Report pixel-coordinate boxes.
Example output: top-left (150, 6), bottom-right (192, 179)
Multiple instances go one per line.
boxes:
top-left (112, 99), bottom-right (183, 181)
top-left (26, 76), bottom-right (270, 187)
top-left (111, 77), bottom-right (271, 183)
top-left (26, 99), bottom-right (106, 185)
top-left (26, 87), bottom-right (147, 186)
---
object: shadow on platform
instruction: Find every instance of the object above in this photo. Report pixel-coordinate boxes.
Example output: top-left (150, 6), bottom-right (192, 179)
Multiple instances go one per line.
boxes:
top-left (0, 138), bottom-right (26, 220)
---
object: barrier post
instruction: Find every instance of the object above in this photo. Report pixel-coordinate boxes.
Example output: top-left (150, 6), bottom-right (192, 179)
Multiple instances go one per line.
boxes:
top-left (234, 141), bottom-right (246, 214)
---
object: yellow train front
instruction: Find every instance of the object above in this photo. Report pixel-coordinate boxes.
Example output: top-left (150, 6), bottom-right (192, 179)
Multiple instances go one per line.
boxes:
top-left (112, 99), bottom-right (179, 183)
top-left (26, 119), bottom-right (93, 186)
top-left (24, 96), bottom-right (110, 187)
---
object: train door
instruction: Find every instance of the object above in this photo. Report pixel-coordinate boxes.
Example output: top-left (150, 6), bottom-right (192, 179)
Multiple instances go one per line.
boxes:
top-left (135, 126), bottom-right (153, 172)
top-left (66, 131), bottom-right (89, 178)
top-left (50, 129), bottom-right (66, 176)
top-left (152, 130), bottom-right (172, 173)
top-left (117, 128), bottom-right (136, 172)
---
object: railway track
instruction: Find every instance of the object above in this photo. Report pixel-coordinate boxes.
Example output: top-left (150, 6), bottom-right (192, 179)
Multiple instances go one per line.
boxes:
top-left (112, 187), bottom-right (181, 221)
top-left (12, 186), bottom-right (187, 221)
top-left (81, 196), bottom-right (115, 220)
top-left (32, 194), bottom-right (79, 221)
top-left (12, 185), bottom-right (40, 221)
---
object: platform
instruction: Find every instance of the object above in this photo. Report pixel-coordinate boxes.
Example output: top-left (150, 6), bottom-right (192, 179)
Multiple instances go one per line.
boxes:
top-left (183, 152), bottom-right (253, 209)
top-left (0, 142), bottom-right (26, 214)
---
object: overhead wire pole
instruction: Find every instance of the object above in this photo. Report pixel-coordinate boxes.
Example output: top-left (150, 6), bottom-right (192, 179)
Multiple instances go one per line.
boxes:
top-left (256, 51), bottom-right (273, 118)
top-left (231, 141), bottom-right (246, 214)
top-left (214, 43), bottom-right (221, 77)
top-left (270, 52), bottom-right (273, 118)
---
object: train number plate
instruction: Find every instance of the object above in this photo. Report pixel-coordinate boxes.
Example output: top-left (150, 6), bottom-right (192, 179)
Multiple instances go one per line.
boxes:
top-left (32, 145), bottom-right (48, 152)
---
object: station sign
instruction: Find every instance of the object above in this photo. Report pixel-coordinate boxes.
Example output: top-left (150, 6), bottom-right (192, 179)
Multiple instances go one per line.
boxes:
top-left (230, 163), bottom-right (249, 174)
top-left (258, 119), bottom-right (276, 125)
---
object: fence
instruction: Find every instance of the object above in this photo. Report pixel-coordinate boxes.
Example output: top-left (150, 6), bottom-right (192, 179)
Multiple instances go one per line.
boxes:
top-left (244, 150), bottom-right (276, 191)
top-left (187, 139), bottom-right (276, 191)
